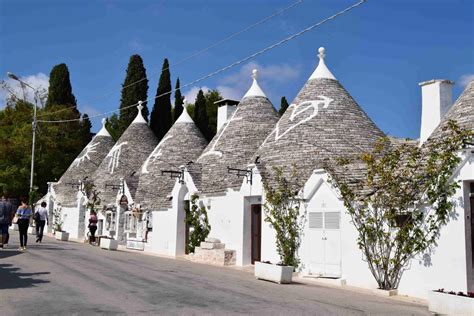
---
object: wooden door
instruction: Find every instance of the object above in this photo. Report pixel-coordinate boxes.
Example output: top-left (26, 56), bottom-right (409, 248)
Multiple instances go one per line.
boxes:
top-left (251, 204), bottom-right (262, 264)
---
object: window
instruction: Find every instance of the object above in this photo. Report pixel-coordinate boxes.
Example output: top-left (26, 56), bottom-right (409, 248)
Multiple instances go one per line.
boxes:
top-left (124, 211), bottom-right (136, 233)
top-left (309, 211), bottom-right (340, 229)
top-left (105, 211), bottom-right (116, 231)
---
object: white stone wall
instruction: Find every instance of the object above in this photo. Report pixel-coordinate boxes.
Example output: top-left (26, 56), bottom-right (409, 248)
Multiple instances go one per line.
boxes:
top-left (150, 184), bottom-right (188, 256)
top-left (62, 206), bottom-right (79, 239)
top-left (257, 157), bottom-right (473, 299)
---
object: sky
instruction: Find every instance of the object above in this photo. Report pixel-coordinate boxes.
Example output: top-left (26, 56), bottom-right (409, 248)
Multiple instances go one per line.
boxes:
top-left (1, 0), bottom-right (473, 138)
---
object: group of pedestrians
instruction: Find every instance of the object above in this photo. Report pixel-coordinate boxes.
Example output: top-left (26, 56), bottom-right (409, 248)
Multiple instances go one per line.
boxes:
top-left (0, 196), bottom-right (49, 251)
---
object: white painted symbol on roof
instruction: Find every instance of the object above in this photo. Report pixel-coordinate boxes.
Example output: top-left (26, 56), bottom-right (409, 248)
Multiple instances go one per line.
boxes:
top-left (72, 141), bottom-right (100, 168)
top-left (263, 95), bottom-right (333, 145)
top-left (141, 135), bottom-right (173, 174)
top-left (198, 108), bottom-right (243, 160)
top-left (107, 142), bottom-right (128, 174)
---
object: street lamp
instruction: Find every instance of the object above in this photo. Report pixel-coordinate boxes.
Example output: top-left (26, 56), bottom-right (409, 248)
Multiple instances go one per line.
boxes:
top-left (7, 72), bottom-right (39, 197)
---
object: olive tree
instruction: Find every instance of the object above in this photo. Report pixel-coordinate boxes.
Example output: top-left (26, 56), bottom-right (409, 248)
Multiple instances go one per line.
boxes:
top-left (184, 194), bottom-right (210, 253)
top-left (263, 166), bottom-right (306, 268)
top-left (327, 121), bottom-right (473, 290)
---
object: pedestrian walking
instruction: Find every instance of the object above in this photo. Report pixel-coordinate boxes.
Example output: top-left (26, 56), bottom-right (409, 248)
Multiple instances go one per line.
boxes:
top-left (3, 196), bottom-right (14, 248)
top-left (0, 197), bottom-right (9, 249)
top-left (88, 211), bottom-right (98, 245)
top-left (34, 201), bottom-right (48, 243)
top-left (16, 198), bottom-right (32, 250)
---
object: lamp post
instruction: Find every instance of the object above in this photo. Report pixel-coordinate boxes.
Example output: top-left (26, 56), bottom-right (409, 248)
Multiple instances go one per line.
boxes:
top-left (7, 72), bottom-right (39, 197)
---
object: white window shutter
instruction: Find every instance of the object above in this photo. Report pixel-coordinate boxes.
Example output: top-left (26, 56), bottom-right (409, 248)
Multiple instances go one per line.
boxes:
top-left (309, 212), bottom-right (323, 229)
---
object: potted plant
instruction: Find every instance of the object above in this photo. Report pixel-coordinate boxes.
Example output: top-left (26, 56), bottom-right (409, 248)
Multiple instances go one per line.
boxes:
top-left (53, 207), bottom-right (69, 241)
top-left (99, 237), bottom-right (118, 250)
top-left (256, 166), bottom-right (306, 284)
top-left (428, 289), bottom-right (474, 315)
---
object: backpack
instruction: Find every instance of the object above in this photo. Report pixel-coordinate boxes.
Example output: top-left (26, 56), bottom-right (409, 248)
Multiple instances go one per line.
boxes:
top-left (0, 202), bottom-right (6, 223)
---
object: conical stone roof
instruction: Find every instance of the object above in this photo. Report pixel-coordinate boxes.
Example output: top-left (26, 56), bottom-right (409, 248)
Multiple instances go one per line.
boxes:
top-left (92, 103), bottom-right (158, 206)
top-left (197, 69), bottom-right (279, 194)
top-left (135, 108), bottom-right (208, 210)
top-left (53, 119), bottom-right (115, 207)
top-left (428, 80), bottom-right (474, 141)
top-left (256, 47), bottom-right (385, 187)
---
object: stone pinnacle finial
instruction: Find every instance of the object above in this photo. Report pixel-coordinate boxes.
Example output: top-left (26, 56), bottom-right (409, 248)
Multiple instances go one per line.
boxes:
top-left (137, 100), bottom-right (143, 112)
top-left (101, 118), bottom-right (106, 125)
top-left (318, 47), bottom-right (326, 60)
top-left (252, 69), bottom-right (258, 80)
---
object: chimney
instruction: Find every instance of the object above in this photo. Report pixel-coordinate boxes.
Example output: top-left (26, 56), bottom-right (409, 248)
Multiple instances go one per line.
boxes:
top-left (419, 79), bottom-right (454, 144)
top-left (215, 99), bottom-right (239, 131)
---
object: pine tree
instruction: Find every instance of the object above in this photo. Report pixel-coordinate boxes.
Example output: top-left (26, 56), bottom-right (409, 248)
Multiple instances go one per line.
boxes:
top-left (150, 58), bottom-right (172, 140)
top-left (115, 54), bottom-right (149, 138)
top-left (279, 96), bottom-right (289, 116)
top-left (45, 63), bottom-right (77, 109)
top-left (194, 89), bottom-right (209, 140)
top-left (173, 78), bottom-right (184, 122)
top-left (205, 89), bottom-right (223, 138)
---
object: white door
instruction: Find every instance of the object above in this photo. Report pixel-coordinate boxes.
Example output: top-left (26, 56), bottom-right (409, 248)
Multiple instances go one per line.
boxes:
top-left (308, 210), bottom-right (341, 278)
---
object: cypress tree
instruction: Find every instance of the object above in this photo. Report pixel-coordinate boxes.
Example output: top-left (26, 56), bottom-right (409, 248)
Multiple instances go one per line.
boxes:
top-left (79, 114), bottom-right (93, 145)
top-left (279, 96), bottom-right (289, 116)
top-left (205, 89), bottom-right (223, 138)
top-left (194, 89), bottom-right (209, 140)
top-left (116, 54), bottom-right (149, 138)
top-left (150, 58), bottom-right (172, 140)
top-left (173, 78), bottom-right (184, 122)
top-left (45, 63), bottom-right (77, 109)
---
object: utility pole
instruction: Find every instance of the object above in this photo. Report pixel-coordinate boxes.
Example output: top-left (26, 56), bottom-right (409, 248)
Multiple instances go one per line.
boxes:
top-left (7, 72), bottom-right (40, 197)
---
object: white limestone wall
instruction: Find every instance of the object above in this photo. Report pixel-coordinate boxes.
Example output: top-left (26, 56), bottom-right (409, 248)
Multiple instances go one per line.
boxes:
top-left (150, 184), bottom-right (188, 257)
top-left (204, 191), bottom-right (246, 265)
top-left (258, 161), bottom-right (473, 299)
top-left (61, 206), bottom-right (79, 239)
top-left (397, 156), bottom-right (473, 298)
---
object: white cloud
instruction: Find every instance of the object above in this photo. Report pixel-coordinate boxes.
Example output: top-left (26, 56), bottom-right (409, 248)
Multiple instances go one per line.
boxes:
top-left (79, 105), bottom-right (102, 118)
top-left (0, 73), bottom-right (49, 107)
top-left (182, 61), bottom-right (301, 104)
top-left (183, 86), bottom-right (210, 104)
top-left (459, 74), bottom-right (474, 87)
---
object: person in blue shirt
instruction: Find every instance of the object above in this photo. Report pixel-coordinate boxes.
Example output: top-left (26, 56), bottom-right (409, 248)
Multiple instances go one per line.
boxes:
top-left (16, 198), bottom-right (32, 250)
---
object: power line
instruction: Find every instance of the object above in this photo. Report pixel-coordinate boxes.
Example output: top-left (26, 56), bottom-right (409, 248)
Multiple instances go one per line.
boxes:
top-left (36, 0), bottom-right (304, 118)
top-left (37, 0), bottom-right (367, 124)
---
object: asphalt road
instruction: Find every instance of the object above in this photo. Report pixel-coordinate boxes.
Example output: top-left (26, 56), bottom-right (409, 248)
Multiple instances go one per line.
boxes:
top-left (0, 230), bottom-right (429, 315)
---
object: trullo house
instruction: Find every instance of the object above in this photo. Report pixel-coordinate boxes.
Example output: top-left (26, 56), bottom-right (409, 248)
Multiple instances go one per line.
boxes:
top-left (163, 69), bottom-right (279, 264)
top-left (47, 118), bottom-right (115, 240)
top-left (133, 105), bottom-right (208, 252)
top-left (90, 103), bottom-right (158, 242)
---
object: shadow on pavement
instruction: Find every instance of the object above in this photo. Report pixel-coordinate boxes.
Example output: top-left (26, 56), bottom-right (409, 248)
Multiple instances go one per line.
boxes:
top-left (0, 249), bottom-right (24, 259)
top-left (0, 263), bottom-right (50, 290)
top-left (31, 245), bottom-right (77, 251)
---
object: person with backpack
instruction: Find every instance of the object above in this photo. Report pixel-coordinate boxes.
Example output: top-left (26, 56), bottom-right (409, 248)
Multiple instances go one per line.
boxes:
top-left (88, 211), bottom-right (98, 245)
top-left (16, 198), bottom-right (32, 250)
top-left (0, 197), bottom-right (9, 249)
top-left (34, 201), bottom-right (48, 243)
top-left (1, 195), bottom-right (14, 248)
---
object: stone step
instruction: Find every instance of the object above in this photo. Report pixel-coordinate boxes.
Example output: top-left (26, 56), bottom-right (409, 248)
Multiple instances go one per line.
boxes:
top-left (200, 242), bottom-right (225, 250)
top-left (205, 237), bottom-right (221, 243)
